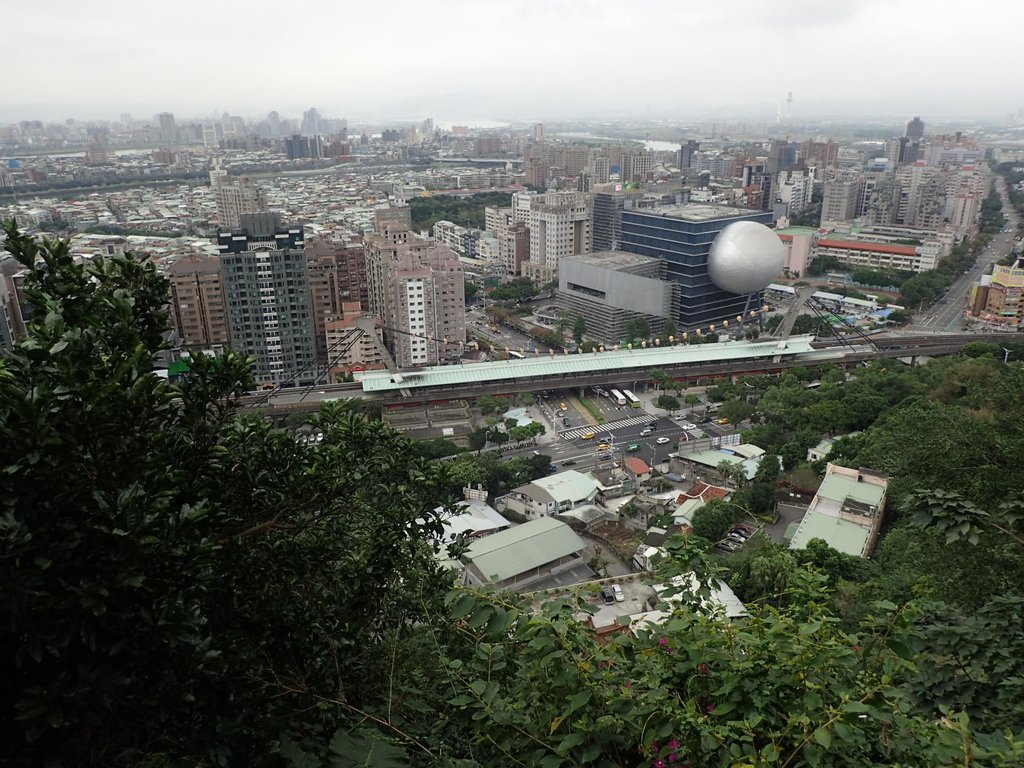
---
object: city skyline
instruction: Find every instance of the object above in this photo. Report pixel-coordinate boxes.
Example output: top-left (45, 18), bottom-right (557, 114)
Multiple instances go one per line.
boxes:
top-left (6, 0), bottom-right (1023, 123)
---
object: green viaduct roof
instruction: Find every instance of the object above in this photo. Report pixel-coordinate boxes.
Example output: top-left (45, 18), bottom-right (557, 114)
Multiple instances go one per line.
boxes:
top-left (356, 335), bottom-right (819, 392)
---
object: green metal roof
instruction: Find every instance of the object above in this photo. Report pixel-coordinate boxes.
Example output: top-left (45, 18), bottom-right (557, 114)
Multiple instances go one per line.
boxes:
top-left (529, 470), bottom-right (600, 505)
top-left (788, 509), bottom-right (870, 557)
top-left (356, 336), bottom-right (819, 392)
top-left (816, 473), bottom-right (886, 507)
top-left (464, 517), bottom-right (585, 583)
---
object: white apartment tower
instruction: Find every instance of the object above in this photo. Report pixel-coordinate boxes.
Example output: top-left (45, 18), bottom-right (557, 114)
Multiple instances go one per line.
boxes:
top-left (213, 174), bottom-right (268, 230)
top-left (387, 245), bottom-right (466, 368)
top-left (526, 191), bottom-right (591, 272)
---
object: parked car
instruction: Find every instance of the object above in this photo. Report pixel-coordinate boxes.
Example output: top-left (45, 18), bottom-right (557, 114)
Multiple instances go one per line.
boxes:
top-left (715, 418), bottom-right (731, 425)
top-left (611, 584), bottom-right (624, 602)
top-left (729, 527), bottom-right (752, 539)
top-left (600, 588), bottom-right (615, 605)
top-left (716, 540), bottom-right (741, 552)
top-left (656, 437), bottom-right (670, 445)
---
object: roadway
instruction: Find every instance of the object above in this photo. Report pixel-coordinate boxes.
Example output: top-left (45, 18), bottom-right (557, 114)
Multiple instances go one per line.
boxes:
top-left (913, 176), bottom-right (1020, 332)
top-left (497, 413), bottom-right (695, 471)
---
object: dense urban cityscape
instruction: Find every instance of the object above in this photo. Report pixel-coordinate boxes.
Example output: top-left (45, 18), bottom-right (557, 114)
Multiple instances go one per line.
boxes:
top-left (4, 1), bottom-right (1024, 766)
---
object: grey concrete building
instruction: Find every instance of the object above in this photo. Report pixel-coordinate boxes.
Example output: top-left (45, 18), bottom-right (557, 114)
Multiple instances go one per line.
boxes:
top-left (558, 251), bottom-right (672, 344)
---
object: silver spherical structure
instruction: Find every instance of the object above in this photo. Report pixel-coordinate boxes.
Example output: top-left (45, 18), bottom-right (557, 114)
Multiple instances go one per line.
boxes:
top-left (707, 221), bottom-right (785, 294)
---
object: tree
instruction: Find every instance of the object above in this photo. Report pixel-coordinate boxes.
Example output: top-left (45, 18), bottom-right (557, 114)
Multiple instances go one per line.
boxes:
top-left (475, 393), bottom-right (503, 415)
top-left (684, 392), bottom-right (701, 412)
top-left (650, 368), bottom-right (670, 391)
top-left (716, 459), bottom-right (748, 487)
top-left (517, 391), bottom-right (536, 406)
top-left (663, 317), bottom-right (678, 340)
top-left (624, 316), bottom-right (650, 341)
top-left (719, 398), bottom-right (754, 424)
top-left (466, 427), bottom-right (488, 452)
top-left (0, 223), bottom-right (455, 766)
top-left (690, 499), bottom-right (736, 541)
top-left (572, 314), bottom-right (587, 344)
top-left (655, 393), bottom-right (681, 413)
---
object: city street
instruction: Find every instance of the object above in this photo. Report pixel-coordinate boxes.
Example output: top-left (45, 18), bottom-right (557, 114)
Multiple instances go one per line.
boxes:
top-left (913, 177), bottom-right (1020, 332)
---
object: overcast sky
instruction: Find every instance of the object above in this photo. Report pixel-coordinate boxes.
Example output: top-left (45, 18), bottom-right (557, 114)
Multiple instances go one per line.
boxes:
top-left (6, 0), bottom-right (1022, 124)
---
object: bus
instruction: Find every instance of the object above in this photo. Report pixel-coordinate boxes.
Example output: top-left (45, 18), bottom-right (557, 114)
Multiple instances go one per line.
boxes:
top-left (622, 389), bottom-right (641, 408)
top-left (609, 389), bottom-right (627, 406)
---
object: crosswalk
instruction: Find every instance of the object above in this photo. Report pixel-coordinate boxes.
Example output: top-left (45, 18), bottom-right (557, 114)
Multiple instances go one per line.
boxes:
top-left (559, 414), bottom-right (652, 441)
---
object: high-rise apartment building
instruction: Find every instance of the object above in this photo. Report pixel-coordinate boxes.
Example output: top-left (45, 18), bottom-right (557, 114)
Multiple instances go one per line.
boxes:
top-left (302, 107), bottom-right (322, 136)
top-left (157, 112), bottom-right (176, 143)
top-left (283, 134), bottom-right (324, 160)
top-left (305, 239), bottom-right (368, 359)
top-left (364, 214), bottom-right (432, 324)
top-left (620, 204), bottom-right (774, 328)
top-left (533, 123), bottom-right (545, 142)
top-left (590, 183), bottom-right (643, 252)
top-left (324, 302), bottom-right (387, 380)
top-left (213, 174), bottom-right (268, 230)
top-left (526, 191), bottom-right (591, 272)
top-left (677, 140), bottom-right (700, 171)
top-left (218, 214), bottom-right (316, 386)
top-left (167, 254), bottom-right (231, 348)
top-left (386, 245), bottom-right (466, 368)
top-left (906, 117), bottom-right (925, 140)
top-left (821, 171), bottom-right (864, 225)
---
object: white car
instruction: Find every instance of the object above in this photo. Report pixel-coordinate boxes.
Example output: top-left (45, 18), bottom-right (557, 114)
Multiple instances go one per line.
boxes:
top-left (611, 584), bottom-right (624, 602)
top-left (640, 428), bottom-right (653, 436)
top-left (656, 437), bottom-right (670, 445)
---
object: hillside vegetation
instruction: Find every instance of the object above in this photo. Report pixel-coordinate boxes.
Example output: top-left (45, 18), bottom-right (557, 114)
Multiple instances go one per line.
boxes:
top-left (2, 221), bottom-right (1023, 767)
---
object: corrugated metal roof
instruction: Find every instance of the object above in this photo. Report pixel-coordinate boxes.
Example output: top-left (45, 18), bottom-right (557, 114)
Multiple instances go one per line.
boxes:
top-left (464, 517), bottom-right (585, 583)
top-left (356, 336), bottom-right (819, 392)
top-left (530, 470), bottom-right (600, 504)
top-left (789, 509), bottom-right (870, 557)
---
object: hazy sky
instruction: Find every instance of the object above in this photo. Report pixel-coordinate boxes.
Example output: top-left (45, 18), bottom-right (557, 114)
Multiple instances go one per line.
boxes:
top-left (6, 0), bottom-right (1023, 124)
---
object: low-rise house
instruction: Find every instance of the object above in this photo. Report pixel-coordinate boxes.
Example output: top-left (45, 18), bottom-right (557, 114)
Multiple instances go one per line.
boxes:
top-left (789, 463), bottom-right (887, 558)
top-left (496, 469), bottom-right (600, 518)
top-left (670, 444), bottom-right (765, 487)
top-left (433, 499), bottom-right (511, 545)
top-left (460, 516), bottom-right (588, 591)
top-left (623, 457), bottom-right (653, 485)
top-left (630, 573), bottom-right (748, 631)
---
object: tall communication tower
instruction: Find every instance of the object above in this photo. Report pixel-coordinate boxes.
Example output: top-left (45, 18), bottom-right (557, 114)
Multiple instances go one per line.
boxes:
top-left (786, 91), bottom-right (794, 120)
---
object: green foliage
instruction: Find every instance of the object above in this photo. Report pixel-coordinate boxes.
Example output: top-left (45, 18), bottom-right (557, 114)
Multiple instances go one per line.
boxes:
top-left (5, 221), bottom-right (1024, 767)
top-left (572, 314), bottom-right (586, 344)
top-left (409, 191), bottom-right (511, 231)
top-left (690, 499), bottom-right (737, 540)
top-left (663, 316), bottom-right (677, 339)
top-left (0, 224), bottom-right (458, 766)
top-left (413, 437), bottom-right (464, 459)
top-left (719, 397), bottom-right (754, 424)
top-left (624, 316), bottom-right (650, 341)
top-left (489, 277), bottom-right (538, 302)
top-left (655, 393), bottom-right (680, 412)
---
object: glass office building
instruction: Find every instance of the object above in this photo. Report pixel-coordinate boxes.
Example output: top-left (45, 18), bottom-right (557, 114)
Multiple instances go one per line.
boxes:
top-left (621, 204), bottom-right (774, 329)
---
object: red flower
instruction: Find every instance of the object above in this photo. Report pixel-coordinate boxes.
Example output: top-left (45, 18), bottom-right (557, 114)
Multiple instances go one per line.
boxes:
top-left (667, 739), bottom-right (680, 750)
top-left (653, 761), bottom-right (666, 768)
